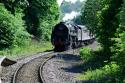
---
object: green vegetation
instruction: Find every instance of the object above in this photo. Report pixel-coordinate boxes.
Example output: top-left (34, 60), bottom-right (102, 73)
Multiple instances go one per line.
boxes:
top-left (81, 0), bottom-right (104, 34)
top-left (24, 0), bottom-right (59, 40)
top-left (78, 62), bottom-right (120, 82)
top-left (0, 41), bottom-right (52, 60)
top-left (0, 0), bottom-right (59, 58)
top-left (1, 0), bottom-right (125, 82)
top-left (79, 0), bottom-right (125, 82)
top-left (80, 48), bottom-right (93, 62)
top-left (0, 3), bottom-right (30, 49)
top-left (79, 62), bottom-right (119, 81)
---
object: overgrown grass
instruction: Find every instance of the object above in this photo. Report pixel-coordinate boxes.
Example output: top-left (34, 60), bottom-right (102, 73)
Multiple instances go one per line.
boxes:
top-left (77, 62), bottom-right (120, 82)
top-left (77, 47), bottom-right (124, 82)
top-left (79, 47), bottom-right (105, 70)
top-left (80, 47), bottom-right (94, 62)
top-left (0, 41), bottom-right (53, 60)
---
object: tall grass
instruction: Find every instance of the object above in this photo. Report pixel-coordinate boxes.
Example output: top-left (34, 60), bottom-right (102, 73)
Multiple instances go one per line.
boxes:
top-left (0, 41), bottom-right (53, 60)
top-left (77, 62), bottom-right (120, 82)
top-left (78, 47), bottom-right (122, 82)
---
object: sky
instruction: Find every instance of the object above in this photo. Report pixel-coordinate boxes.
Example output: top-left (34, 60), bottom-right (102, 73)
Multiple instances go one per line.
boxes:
top-left (57, 0), bottom-right (85, 6)
top-left (57, 0), bottom-right (63, 6)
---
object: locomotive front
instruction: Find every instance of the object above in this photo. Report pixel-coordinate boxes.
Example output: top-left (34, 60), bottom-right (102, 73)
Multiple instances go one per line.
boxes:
top-left (51, 22), bottom-right (69, 51)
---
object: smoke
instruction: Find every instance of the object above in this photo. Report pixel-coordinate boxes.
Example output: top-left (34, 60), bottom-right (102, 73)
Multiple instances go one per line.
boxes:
top-left (57, 0), bottom-right (85, 6)
top-left (65, 0), bottom-right (85, 3)
top-left (63, 11), bottom-right (80, 21)
top-left (57, 0), bottom-right (86, 21)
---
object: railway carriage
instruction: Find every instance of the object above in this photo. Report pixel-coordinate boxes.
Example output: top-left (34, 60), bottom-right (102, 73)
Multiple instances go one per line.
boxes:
top-left (51, 22), bottom-right (95, 51)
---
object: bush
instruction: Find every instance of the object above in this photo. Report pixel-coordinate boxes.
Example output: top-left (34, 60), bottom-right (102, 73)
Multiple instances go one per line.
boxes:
top-left (0, 4), bottom-right (14, 48)
top-left (80, 48), bottom-right (93, 61)
top-left (0, 4), bottom-right (30, 49)
top-left (24, 0), bottom-right (59, 40)
top-left (78, 62), bottom-right (120, 82)
top-left (80, 0), bottom-right (124, 82)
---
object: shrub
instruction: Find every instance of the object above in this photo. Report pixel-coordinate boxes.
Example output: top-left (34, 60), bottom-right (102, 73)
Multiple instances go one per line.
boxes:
top-left (78, 62), bottom-right (120, 81)
top-left (24, 0), bottom-right (59, 40)
top-left (0, 4), bottom-right (30, 49)
top-left (0, 4), bottom-right (15, 48)
top-left (80, 48), bottom-right (93, 61)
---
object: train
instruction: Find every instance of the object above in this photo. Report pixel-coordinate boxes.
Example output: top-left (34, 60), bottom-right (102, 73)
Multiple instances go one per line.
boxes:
top-left (51, 22), bottom-right (95, 52)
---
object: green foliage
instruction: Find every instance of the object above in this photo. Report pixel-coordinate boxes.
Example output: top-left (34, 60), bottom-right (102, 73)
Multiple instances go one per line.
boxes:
top-left (0, 0), bottom-right (59, 40)
top-left (24, 0), bottom-right (59, 40)
top-left (78, 62), bottom-right (120, 82)
top-left (0, 0), bottom-right (59, 52)
top-left (80, 0), bottom-right (125, 82)
top-left (81, 0), bottom-right (104, 34)
top-left (0, 4), bottom-right (14, 48)
top-left (0, 4), bottom-right (30, 49)
top-left (81, 0), bottom-right (123, 57)
top-left (112, 33), bottom-right (125, 66)
top-left (0, 0), bottom-right (59, 59)
top-left (0, 41), bottom-right (52, 60)
top-left (0, 0), bottom-right (29, 14)
top-left (80, 48), bottom-right (93, 61)
top-left (111, 0), bottom-right (125, 73)
top-left (97, 0), bottom-right (123, 57)
top-left (12, 13), bottom-right (31, 47)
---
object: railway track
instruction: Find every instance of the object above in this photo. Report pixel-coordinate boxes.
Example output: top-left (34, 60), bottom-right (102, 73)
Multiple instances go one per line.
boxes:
top-left (39, 41), bottom-right (97, 83)
top-left (39, 49), bottom-right (82, 83)
top-left (12, 41), bottom-right (97, 83)
top-left (39, 54), bottom-right (56, 83)
top-left (12, 51), bottom-right (56, 83)
top-left (12, 48), bottom-right (79, 83)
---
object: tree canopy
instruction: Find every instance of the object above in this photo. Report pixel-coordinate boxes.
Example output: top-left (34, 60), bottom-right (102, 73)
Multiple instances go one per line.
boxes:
top-left (81, 0), bottom-right (125, 82)
top-left (0, 0), bottom-right (59, 49)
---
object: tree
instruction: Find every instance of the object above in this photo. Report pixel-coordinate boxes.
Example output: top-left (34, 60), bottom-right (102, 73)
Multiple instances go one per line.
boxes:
top-left (97, 0), bottom-right (123, 58)
top-left (0, 3), bottom-right (30, 49)
top-left (81, 0), bottom-right (104, 34)
top-left (81, 0), bottom-right (123, 59)
top-left (24, 0), bottom-right (59, 40)
top-left (0, 0), bottom-right (28, 14)
top-left (80, 0), bottom-right (125, 81)
top-left (113, 0), bottom-right (125, 71)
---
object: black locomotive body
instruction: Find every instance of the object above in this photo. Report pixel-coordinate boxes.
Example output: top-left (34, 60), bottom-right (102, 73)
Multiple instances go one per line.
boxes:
top-left (51, 22), bottom-right (94, 51)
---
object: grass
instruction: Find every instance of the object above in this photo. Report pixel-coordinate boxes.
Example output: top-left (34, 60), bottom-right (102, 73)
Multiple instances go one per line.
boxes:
top-left (0, 41), bottom-right (53, 60)
top-left (80, 47), bottom-right (93, 62)
top-left (77, 62), bottom-right (120, 81)
top-left (77, 47), bottom-right (123, 82)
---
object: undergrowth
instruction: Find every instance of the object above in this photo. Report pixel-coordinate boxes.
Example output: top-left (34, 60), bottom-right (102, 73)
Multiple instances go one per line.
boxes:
top-left (78, 47), bottom-right (125, 82)
top-left (0, 41), bottom-right (52, 60)
top-left (77, 62), bottom-right (120, 82)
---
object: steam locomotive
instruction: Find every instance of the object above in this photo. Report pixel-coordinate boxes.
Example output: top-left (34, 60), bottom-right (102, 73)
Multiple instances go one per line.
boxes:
top-left (51, 22), bottom-right (95, 51)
